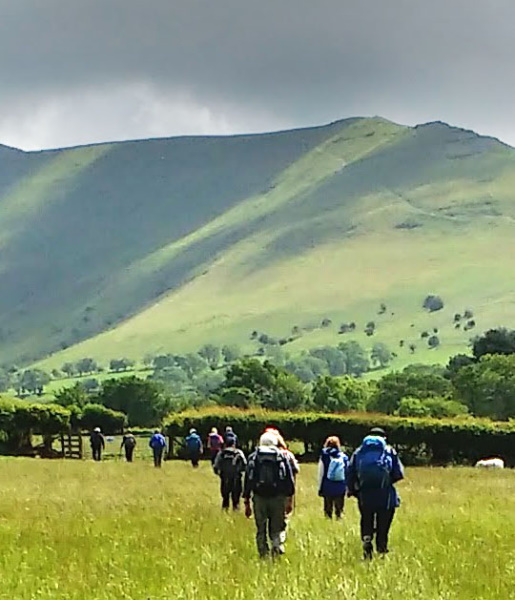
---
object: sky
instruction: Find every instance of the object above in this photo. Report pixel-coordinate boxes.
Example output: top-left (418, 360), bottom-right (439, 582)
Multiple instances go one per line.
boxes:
top-left (1, 0), bottom-right (514, 150)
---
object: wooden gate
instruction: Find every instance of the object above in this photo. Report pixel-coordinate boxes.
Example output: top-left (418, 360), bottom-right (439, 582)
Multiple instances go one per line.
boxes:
top-left (60, 433), bottom-right (83, 459)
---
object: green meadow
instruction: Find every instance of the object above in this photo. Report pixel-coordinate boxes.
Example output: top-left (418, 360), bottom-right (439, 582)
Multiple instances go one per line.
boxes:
top-left (0, 459), bottom-right (513, 599)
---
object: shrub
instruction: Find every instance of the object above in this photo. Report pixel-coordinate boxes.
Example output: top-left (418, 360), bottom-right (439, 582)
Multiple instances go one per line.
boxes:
top-left (423, 295), bottom-right (444, 312)
top-left (80, 404), bottom-right (127, 434)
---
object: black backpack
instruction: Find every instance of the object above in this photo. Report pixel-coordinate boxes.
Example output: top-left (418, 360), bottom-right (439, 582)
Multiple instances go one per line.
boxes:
top-left (251, 447), bottom-right (292, 497)
top-left (219, 448), bottom-right (239, 479)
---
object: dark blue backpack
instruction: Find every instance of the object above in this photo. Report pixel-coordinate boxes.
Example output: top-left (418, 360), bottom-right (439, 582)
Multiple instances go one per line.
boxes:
top-left (355, 435), bottom-right (392, 490)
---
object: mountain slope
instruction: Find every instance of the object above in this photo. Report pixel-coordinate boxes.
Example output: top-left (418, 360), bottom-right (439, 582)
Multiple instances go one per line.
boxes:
top-left (2, 117), bottom-right (515, 368)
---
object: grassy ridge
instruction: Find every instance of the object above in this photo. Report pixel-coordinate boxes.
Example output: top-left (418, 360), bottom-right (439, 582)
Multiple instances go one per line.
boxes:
top-left (0, 459), bottom-right (513, 599)
top-left (3, 117), bottom-right (515, 369)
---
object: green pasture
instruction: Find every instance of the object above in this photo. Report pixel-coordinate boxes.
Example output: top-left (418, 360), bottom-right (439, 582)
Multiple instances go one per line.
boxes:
top-left (0, 459), bottom-right (513, 599)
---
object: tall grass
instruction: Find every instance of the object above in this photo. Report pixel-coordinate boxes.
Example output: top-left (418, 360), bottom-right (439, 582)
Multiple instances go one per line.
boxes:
top-left (0, 459), bottom-right (512, 599)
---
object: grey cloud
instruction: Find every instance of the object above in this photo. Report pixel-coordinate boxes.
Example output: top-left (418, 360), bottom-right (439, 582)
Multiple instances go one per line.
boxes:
top-left (1, 0), bottom-right (515, 149)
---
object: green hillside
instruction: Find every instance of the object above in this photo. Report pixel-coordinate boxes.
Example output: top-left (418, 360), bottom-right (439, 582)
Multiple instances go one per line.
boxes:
top-left (2, 117), bottom-right (515, 370)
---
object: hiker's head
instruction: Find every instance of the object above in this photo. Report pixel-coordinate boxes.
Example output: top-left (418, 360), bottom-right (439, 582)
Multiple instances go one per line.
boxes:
top-left (225, 437), bottom-right (236, 448)
top-left (211, 427), bottom-right (218, 434)
top-left (94, 427), bottom-right (101, 433)
top-left (265, 427), bottom-right (287, 449)
top-left (259, 431), bottom-right (279, 447)
top-left (225, 426), bottom-right (233, 433)
top-left (324, 435), bottom-right (341, 450)
top-left (369, 427), bottom-right (386, 439)
top-left (189, 428), bottom-right (197, 435)
top-left (154, 429), bottom-right (161, 434)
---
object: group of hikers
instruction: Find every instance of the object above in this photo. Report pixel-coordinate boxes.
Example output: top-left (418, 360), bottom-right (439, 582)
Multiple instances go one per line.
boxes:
top-left (89, 423), bottom-right (404, 560)
top-left (89, 427), bottom-right (168, 466)
top-left (187, 424), bottom-right (404, 559)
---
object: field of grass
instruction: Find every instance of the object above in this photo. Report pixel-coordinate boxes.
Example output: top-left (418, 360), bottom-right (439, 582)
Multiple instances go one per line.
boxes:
top-left (0, 459), bottom-right (513, 599)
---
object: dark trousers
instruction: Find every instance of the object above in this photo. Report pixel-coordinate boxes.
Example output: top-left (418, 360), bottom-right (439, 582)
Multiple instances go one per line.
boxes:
top-left (124, 446), bottom-right (135, 462)
top-left (210, 449), bottom-right (220, 466)
top-left (92, 447), bottom-right (102, 461)
top-left (221, 476), bottom-right (242, 510)
top-left (190, 451), bottom-right (200, 468)
top-left (153, 447), bottom-right (164, 467)
top-left (323, 495), bottom-right (345, 519)
top-left (359, 504), bottom-right (396, 553)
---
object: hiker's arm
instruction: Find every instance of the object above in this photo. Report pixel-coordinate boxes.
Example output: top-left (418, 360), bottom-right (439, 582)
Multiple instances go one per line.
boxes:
top-left (346, 453), bottom-right (358, 496)
top-left (317, 459), bottom-right (324, 495)
top-left (391, 451), bottom-right (404, 484)
top-left (213, 452), bottom-right (221, 474)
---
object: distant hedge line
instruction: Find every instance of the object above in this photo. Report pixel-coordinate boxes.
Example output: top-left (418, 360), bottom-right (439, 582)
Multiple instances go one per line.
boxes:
top-left (164, 407), bottom-right (515, 465)
top-left (0, 397), bottom-right (127, 455)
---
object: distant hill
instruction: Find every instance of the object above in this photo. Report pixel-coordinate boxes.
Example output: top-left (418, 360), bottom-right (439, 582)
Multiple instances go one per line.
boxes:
top-left (1, 117), bottom-right (515, 370)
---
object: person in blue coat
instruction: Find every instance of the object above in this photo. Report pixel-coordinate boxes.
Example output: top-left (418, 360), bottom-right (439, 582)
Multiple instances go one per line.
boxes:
top-left (149, 430), bottom-right (167, 468)
top-left (318, 436), bottom-right (349, 519)
top-left (347, 427), bottom-right (404, 559)
top-left (185, 428), bottom-right (203, 468)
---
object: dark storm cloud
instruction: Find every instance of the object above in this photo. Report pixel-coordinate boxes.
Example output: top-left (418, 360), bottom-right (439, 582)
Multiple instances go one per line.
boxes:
top-left (1, 0), bottom-right (514, 149)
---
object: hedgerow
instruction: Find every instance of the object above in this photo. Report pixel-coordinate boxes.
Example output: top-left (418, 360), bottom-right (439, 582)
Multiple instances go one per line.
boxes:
top-left (164, 407), bottom-right (515, 465)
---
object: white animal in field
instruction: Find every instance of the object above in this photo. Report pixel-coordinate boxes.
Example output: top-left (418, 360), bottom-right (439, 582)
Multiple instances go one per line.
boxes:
top-left (474, 458), bottom-right (504, 469)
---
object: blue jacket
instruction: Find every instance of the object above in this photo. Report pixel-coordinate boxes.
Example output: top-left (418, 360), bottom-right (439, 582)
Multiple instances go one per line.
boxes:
top-left (185, 433), bottom-right (202, 453)
top-left (149, 433), bottom-right (166, 450)
top-left (318, 447), bottom-right (349, 497)
top-left (347, 439), bottom-right (404, 510)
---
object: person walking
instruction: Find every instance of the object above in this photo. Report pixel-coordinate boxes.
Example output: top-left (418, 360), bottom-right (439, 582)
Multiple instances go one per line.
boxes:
top-left (90, 427), bottom-right (105, 461)
top-left (243, 430), bottom-right (296, 558)
top-left (207, 427), bottom-right (224, 465)
top-left (149, 429), bottom-right (167, 468)
top-left (224, 425), bottom-right (238, 447)
top-left (347, 427), bottom-right (404, 559)
top-left (213, 438), bottom-right (247, 510)
top-left (318, 436), bottom-right (349, 519)
top-left (185, 428), bottom-right (203, 468)
top-left (120, 431), bottom-right (137, 462)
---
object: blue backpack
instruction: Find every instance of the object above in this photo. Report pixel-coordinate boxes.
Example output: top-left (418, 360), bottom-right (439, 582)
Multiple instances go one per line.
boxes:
top-left (355, 435), bottom-right (392, 490)
top-left (327, 453), bottom-right (346, 482)
top-left (186, 434), bottom-right (201, 451)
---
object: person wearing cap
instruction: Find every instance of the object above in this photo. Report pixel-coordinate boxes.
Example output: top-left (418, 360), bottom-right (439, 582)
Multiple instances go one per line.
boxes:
top-left (243, 430), bottom-right (296, 558)
top-left (120, 431), bottom-right (137, 462)
top-left (90, 427), bottom-right (105, 461)
top-left (185, 428), bottom-right (203, 468)
top-left (207, 427), bottom-right (224, 465)
top-left (149, 429), bottom-right (167, 468)
top-left (224, 425), bottom-right (238, 447)
top-left (347, 427), bottom-right (404, 559)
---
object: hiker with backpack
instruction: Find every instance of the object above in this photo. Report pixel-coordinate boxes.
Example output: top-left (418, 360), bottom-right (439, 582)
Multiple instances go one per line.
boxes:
top-left (243, 430), bottom-right (296, 558)
top-left (347, 427), bottom-right (404, 559)
top-left (224, 425), bottom-right (238, 447)
top-left (120, 431), bottom-right (137, 462)
top-left (207, 427), bottom-right (224, 465)
top-left (318, 436), bottom-right (349, 519)
top-left (149, 429), bottom-right (167, 468)
top-left (213, 437), bottom-right (247, 510)
top-left (185, 428), bottom-right (203, 468)
top-left (90, 427), bottom-right (105, 461)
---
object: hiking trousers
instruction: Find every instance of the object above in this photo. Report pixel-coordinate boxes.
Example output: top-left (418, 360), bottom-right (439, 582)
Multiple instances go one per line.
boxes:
top-left (253, 495), bottom-right (287, 557)
top-left (190, 451), bottom-right (200, 468)
top-left (92, 447), bottom-right (102, 461)
top-left (359, 504), bottom-right (396, 553)
top-left (221, 476), bottom-right (242, 510)
top-left (323, 495), bottom-right (345, 519)
top-left (124, 446), bottom-right (135, 462)
top-left (153, 447), bottom-right (164, 467)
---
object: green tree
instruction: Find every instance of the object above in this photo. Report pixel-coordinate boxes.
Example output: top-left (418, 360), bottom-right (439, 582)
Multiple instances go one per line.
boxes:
top-left (61, 362), bottom-right (77, 377)
top-left (369, 368), bottom-right (452, 414)
top-left (338, 341), bottom-right (370, 376)
top-left (20, 369), bottom-right (51, 395)
top-left (370, 343), bottom-right (394, 369)
top-left (0, 369), bottom-right (10, 393)
top-left (174, 354), bottom-right (207, 378)
top-left (198, 344), bottom-right (222, 369)
top-left (285, 355), bottom-right (328, 382)
top-left (75, 358), bottom-right (98, 376)
top-left (309, 347), bottom-right (346, 376)
top-left (312, 375), bottom-right (369, 413)
top-left (453, 354), bottom-right (515, 420)
top-left (54, 383), bottom-right (90, 408)
top-left (80, 404), bottom-right (127, 434)
top-left (97, 376), bottom-right (172, 427)
top-left (221, 344), bottom-right (242, 364)
top-left (472, 328), bottom-right (515, 359)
